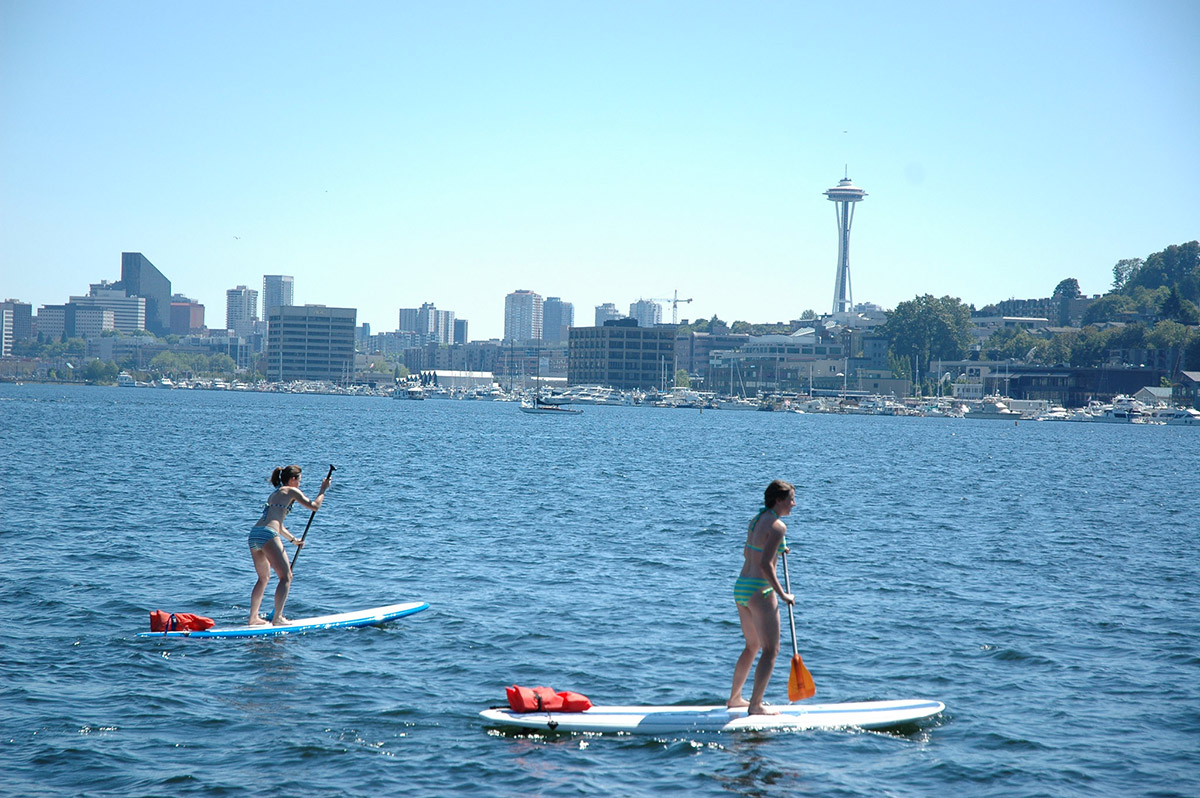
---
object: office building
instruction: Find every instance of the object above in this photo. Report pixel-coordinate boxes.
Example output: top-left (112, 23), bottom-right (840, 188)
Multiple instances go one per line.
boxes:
top-left (34, 304), bottom-right (114, 340)
top-left (69, 285), bottom-right (145, 333)
top-left (1, 300), bottom-right (33, 342)
top-left (1, 307), bottom-right (11, 356)
top-left (567, 319), bottom-right (677, 390)
top-left (543, 297), bottom-right (573, 343)
top-left (629, 299), bottom-right (662, 328)
top-left (170, 295), bottom-right (206, 336)
top-left (453, 318), bottom-right (469, 345)
top-left (226, 286), bottom-right (259, 335)
top-left (594, 303), bottom-right (623, 326)
top-left (266, 305), bottom-right (357, 382)
top-left (504, 290), bottom-right (542, 342)
top-left (262, 275), bottom-right (294, 318)
top-left (120, 252), bottom-right (171, 336)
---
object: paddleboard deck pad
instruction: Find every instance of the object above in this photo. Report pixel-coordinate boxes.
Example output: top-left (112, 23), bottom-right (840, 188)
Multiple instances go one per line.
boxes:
top-left (481, 698), bottom-right (944, 733)
top-left (137, 601), bottom-right (429, 638)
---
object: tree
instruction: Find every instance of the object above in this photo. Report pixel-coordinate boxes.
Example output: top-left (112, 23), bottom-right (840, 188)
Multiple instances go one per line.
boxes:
top-left (1159, 286), bottom-right (1200, 325)
top-left (879, 295), bottom-right (973, 381)
top-left (674, 369), bottom-right (691, 388)
top-left (984, 327), bottom-right (1042, 361)
top-left (1081, 294), bottom-right (1134, 325)
top-left (1112, 258), bottom-right (1142, 292)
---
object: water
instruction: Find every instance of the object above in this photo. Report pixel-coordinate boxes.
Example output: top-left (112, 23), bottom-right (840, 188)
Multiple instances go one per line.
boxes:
top-left (1, 383), bottom-right (1197, 797)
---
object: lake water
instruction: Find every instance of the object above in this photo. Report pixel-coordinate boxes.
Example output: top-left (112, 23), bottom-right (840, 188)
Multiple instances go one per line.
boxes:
top-left (1, 383), bottom-right (1197, 797)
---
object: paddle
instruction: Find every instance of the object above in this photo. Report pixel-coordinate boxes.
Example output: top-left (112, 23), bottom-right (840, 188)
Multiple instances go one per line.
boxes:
top-left (781, 550), bottom-right (816, 701)
top-left (290, 464), bottom-right (335, 570)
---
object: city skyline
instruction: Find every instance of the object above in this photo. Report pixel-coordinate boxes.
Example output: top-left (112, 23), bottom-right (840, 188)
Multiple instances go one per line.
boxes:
top-left (2, 2), bottom-right (1197, 340)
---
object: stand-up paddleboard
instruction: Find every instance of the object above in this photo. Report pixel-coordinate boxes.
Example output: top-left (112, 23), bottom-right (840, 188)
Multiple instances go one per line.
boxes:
top-left (137, 601), bottom-right (429, 638)
top-left (481, 698), bottom-right (944, 734)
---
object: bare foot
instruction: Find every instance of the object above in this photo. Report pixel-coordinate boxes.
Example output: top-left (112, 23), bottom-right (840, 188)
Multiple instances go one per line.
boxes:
top-left (271, 616), bottom-right (291, 626)
top-left (248, 616), bottom-right (268, 627)
top-left (727, 697), bottom-right (750, 709)
top-left (748, 704), bottom-right (780, 716)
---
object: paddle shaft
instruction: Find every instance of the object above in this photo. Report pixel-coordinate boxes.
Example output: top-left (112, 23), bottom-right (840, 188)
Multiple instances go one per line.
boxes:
top-left (781, 550), bottom-right (800, 658)
top-left (290, 464), bottom-right (335, 570)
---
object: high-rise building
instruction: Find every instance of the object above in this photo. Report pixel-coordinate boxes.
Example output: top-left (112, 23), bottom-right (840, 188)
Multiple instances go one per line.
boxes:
top-left (1, 307), bottom-right (11, 356)
top-left (542, 297), bottom-right (573, 343)
top-left (629, 299), bottom-right (662, 328)
top-left (1, 300), bottom-right (33, 342)
top-left (453, 318), bottom-right (469, 345)
top-left (262, 275), bottom-right (294, 318)
top-left (170, 294), bottom-right (206, 335)
top-left (824, 173), bottom-right (867, 315)
top-left (120, 252), bottom-right (171, 336)
top-left (70, 286), bottom-right (145, 333)
top-left (399, 302), bottom-right (455, 344)
top-left (266, 305), bottom-right (357, 382)
top-left (594, 303), bottom-right (623, 326)
top-left (226, 286), bottom-right (259, 335)
top-left (33, 304), bottom-right (114, 340)
top-left (504, 290), bottom-right (542, 342)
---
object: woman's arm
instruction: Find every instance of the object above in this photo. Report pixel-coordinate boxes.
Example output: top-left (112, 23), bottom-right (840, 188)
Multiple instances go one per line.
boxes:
top-left (758, 521), bottom-right (794, 603)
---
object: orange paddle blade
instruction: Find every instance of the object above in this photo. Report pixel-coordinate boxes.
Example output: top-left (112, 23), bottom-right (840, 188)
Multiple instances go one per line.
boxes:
top-left (788, 653), bottom-right (815, 701)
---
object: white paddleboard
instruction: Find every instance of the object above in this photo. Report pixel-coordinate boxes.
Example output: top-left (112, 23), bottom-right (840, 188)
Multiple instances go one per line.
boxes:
top-left (137, 601), bottom-right (429, 638)
top-left (480, 698), bottom-right (944, 733)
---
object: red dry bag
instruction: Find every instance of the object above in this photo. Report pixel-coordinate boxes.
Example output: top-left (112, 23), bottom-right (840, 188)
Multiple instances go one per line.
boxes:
top-left (149, 610), bottom-right (215, 633)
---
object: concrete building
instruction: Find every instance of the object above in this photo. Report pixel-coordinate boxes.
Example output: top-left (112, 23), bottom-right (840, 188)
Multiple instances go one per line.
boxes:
top-left (594, 303), bottom-right (624, 326)
top-left (262, 275), bottom-right (294, 319)
top-left (119, 252), bottom-right (171, 336)
top-left (36, 304), bottom-right (115, 340)
top-left (399, 303), bottom-right (456, 344)
top-left (170, 295), bottom-right (206, 336)
top-left (68, 286), bottom-right (145, 333)
top-left (675, 330), bottom-right (751, 385)
top-left (629, 299), bottom-right (662, 328)
top-left (1, 307), bottom-right (11, 356)
top-left (266, 305), bottom-right (357, 382)
top-left (543, 297), bottom-right (573, 343)
top-left (567, 319), bottom-right (677, 390)
top-left (226, 286), bottom-right (259, 336)
top-left (504, 290), bottom-right (542, 342)
top-left (1, 300), bottom-right (33, 342)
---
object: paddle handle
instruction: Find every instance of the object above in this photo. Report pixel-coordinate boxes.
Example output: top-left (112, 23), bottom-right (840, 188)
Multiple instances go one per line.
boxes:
top-left (290, 464), bottom-right (335, 570)
top-left (781, 550), bottom-right (799, 658)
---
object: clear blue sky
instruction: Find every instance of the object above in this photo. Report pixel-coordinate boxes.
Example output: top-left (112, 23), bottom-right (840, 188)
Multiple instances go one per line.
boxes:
top-left (2, 0), bottom-right (1197, 339)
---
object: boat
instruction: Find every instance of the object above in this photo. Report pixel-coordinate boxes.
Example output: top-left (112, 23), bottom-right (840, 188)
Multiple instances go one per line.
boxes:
top-left (965, 396), bottom-right (1021, 420)
top-left (117, 372), bottom-right (137, 387)
top-left (520, 340), bottom-right (581, 415)
top-left (1150, 406), bottom-right (1200, 426)
top-left (1092, 395), bottom-right (1149, 423)
top-left (392, 385), bottom-right (424, 400)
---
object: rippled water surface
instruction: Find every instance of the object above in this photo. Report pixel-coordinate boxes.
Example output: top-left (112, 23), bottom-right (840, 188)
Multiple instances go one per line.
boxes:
top-left (1, 384), bottom-right (1197, 797)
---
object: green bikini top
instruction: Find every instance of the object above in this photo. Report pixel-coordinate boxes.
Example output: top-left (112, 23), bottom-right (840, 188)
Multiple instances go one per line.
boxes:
top-left (744, 507), bottom-right (787, 553)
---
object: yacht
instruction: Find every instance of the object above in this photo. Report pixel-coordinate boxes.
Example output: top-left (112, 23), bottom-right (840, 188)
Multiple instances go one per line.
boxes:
top-left (1149, 406), bottom-right (1200, 426)
top-left (1092, 395), bottom-right (1149, 423)
top-left (965, 397), bottom-right (1021, 420)
top-left (117, 372), bottom-right (137, 388)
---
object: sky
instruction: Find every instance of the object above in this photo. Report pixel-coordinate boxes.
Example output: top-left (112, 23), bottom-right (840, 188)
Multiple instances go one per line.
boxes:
top-left (2, 0), bottom-right (1197, 340)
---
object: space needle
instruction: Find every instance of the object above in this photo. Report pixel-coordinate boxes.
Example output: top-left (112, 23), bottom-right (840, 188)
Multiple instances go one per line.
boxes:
top-left (824, 172), bottom-right (867, 315)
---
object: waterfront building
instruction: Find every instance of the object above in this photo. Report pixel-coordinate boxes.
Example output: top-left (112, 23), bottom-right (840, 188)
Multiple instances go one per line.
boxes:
top-left (266, 305), bottom-right (356, 383)
top-left (543, 297), bottom-right (573, 343)
top-left (675, 330), bottom-right (751, 384)
top-left (498, 341), bottom-right (568, 389)
top-left (68, 286), bottom-right (145, 333)
top-left (824, 174), bottom-right (867, 315)
top-left (707, 329), bottom-right (851, 395)
top-left (594, 303), bottom-right (623, 326)
top-left (504, 290), bottom-right (542, 342)
top-left (629, 299), bottom-right (662, 328)
top-left (262, 275), bottom-right (294, 319)
top-left (1, 300), bottom-right (33, 342)
top-left (119, 252), bottom-right (172, 336)
top-left (169, 295), bottom-right (206, 336)
top-left (567, 319), bottom-right (677, 391)
top-left (225, 286), bottom-right (259, 336)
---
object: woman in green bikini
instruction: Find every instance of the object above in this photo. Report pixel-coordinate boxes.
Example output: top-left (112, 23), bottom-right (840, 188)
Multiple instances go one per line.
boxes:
top-left (728, 479), bottom-right (796, 715)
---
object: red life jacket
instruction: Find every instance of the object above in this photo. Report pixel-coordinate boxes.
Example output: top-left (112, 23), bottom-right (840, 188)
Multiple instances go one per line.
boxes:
top-left (506, 685), bottom-right (592, 713)
top-left (149, 610), bottom-right (216, 633)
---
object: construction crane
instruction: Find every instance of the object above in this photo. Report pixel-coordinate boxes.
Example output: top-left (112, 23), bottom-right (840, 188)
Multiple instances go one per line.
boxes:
top-left (649, 290), bottom-right (694, 324)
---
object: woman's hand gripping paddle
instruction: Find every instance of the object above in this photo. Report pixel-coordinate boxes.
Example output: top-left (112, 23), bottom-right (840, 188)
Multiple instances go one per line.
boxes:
top-left (781, 550), bottom-right (816, 701)
top-left (290, 465), bottom-right (335, 570)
